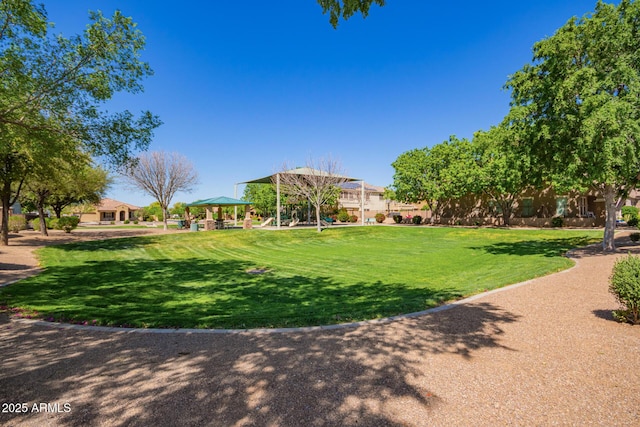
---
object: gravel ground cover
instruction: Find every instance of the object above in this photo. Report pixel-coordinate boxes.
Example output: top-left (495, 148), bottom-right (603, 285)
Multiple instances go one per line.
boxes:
top-left (0, 228), bottom-right (639, 426)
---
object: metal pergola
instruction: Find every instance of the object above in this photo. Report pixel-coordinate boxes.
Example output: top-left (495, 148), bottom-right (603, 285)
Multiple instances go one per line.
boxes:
top-left (238, 167), bottom-right (365, 228)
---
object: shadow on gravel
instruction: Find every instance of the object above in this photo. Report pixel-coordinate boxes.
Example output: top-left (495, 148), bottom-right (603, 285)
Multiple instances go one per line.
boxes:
top-left (0, 262), bottom-right (31, 271)
top-left (0, 301), bottom-right (520, 426)
top-left (592, 309), bottom-right (616, 322)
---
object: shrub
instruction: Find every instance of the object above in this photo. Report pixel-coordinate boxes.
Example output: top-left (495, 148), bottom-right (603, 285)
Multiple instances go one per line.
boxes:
top-left (628, 217), bottom-right (639, 227)
top-left (46, 218), bottom-right (58, 230)
top-left (349, 215), bottom-right (358, 223)
top-left (56, 216), bottom-right (80, 233)
top-left (412, 215), bottom-right (422, 225)
top-left (630, 233), bottom-right (640, 243)
top-left (133, 220), bottom-right (139, 225)
top-left (551, 216), bottom-right (563, 228)
top-left (375, 213), bottom-right (385, 223)
top-left (622, 206), bottom-right (639, 221)
top-left (609, 254), bottom-right (640, 324)
top-left (337, 209), bottom-right (350, 222)
top-left (393, 215), bottom-right (402, 224)
top-left (8, 215), bottom-right (26, 232)
top-left (124, 219), bottom-right (130, 224)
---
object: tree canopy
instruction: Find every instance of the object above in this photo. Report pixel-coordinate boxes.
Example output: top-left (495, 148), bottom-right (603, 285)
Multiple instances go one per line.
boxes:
top-left (471, 125), bottom-right (532, 226)
top-left (0, 1), bottom-right (160, 244)
top-left (505, 0), bottom-right (640, 250)
top-left (243, 183), bottom-right (277, 218)
top-left (391, 137), bottom-right (477, 222)
top-left (317, 0), bottom-right (385, 27)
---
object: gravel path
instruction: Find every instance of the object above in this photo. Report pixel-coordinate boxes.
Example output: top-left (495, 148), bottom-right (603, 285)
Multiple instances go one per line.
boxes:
top-left (0, 229), bottom-right (639, 426)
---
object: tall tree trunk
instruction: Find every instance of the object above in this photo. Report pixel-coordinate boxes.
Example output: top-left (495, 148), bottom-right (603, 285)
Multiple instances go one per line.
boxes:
top-left (1, 177), bottom-right (24, 246)
top-left (316, 204), bottom-right (322, 232)
top-left (0, 192), bottom-right (9, 246)
top-left (163, 207), bottom-right (168, 231)
top-left (603, 184), bottom-right (617, 252)
top-left (37, 204), bottom-right (48, 236)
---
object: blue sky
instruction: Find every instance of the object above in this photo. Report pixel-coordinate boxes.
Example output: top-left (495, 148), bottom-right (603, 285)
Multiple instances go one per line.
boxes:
top-left (45, 0), bottom-right (604, 207)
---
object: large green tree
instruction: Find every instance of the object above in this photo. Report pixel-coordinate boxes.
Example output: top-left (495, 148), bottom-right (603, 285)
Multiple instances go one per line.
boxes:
top-left (0, 1), bottom-right (160, 244)
top-left (391, 137), bottom-right (477, 223)
top-left (471, 125), bottom-right (532, 226)
top-left (506, 0), bottom-right (640, 251)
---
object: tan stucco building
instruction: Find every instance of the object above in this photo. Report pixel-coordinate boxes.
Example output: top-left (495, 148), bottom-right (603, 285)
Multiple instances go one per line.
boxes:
top-left (78, 198), bottom-right (140, 223)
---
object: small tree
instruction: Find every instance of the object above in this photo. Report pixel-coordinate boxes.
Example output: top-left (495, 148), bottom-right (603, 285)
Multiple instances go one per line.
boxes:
top-left (126, 151), bottom-right (198, 230)
top-left (243, 183), bottom-right (277, 218)
top-left (276, 158), bottom-right (348, 232)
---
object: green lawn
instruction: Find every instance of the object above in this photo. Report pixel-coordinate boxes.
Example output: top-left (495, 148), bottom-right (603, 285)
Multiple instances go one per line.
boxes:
top-left (0, 227), bottom-right (600, 329)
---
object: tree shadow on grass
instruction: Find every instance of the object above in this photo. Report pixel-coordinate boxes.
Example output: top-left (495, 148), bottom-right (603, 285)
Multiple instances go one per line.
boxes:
top-left (1, 257), bottom-right (462, 329)
top-left (0, 298), bottom-right (520, 426)
top-left (471, 236), bottom-right (599, 258)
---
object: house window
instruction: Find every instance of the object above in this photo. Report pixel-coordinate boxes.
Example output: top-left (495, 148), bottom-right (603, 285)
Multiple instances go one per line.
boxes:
top-left (556, 196), bottom-right (568, 217)
top-left (102, 212), bottom-right (114, 221)
top-left (521, 198), bottom-right (534, 217)
top-left (578, 196), bottom-right (588, 217)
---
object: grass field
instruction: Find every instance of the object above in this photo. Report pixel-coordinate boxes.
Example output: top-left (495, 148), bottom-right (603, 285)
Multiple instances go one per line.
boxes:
top-left (0, 227), bottom-right (601, 329)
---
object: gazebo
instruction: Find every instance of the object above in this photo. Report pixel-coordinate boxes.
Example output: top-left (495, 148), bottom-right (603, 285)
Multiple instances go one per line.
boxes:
top-left (238, 167), bottom-right (364, 228)
top-left (187, 196), bottom-right (253, 230)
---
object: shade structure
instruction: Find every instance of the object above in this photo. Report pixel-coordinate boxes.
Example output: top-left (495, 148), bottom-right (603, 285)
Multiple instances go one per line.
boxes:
top-left (242, 167), bottom-right (359, 185)
top-left (187, 196), bottom-right (252, 207)
top-left (187, 196), bottom-right (253, 228)
top-left (240, 167), bottom-right (364, 228)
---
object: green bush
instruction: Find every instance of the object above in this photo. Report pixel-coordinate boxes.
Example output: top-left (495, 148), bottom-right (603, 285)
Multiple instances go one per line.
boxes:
top-left (349, 215), bottom-right (358, 223)
top-left (393, 215), bottom-right (402, 224)
top-left (621, 206), bottom-right (639, 220)
top-left (124, 219), bottom-right (130, 224)
top-left (8, 215), bottom-right (26, 232)
top-left (375, 213), bottom-right (385, 223)
top-left (46, 218), bottom-right (58, 230)
top-left (551, 216), bottom-right (563, 228)
top-left (609, 254), bottom-right (640, 324)
top-left (56, 216), bottom-right (80, 233)
top-left (412, 215), bottom-right (422, 225)
top-left (630, 233), bottom-right (640, 242)
top-left (628, 217), bottom-right (639, 227)
top-left (133, 220), bottom-right (139, 224)
top-left (337, 209), bottom-right (350, 222)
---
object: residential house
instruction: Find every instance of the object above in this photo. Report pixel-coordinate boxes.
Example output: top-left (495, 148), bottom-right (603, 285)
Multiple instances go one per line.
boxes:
top-left (77, 198), bottom-right (140, 223)
top-left (437, 187), bottom-right (607, 227)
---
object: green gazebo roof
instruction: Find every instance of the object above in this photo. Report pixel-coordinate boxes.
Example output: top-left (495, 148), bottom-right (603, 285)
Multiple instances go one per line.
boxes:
top-left (187, 196), bottom-right (252, 207)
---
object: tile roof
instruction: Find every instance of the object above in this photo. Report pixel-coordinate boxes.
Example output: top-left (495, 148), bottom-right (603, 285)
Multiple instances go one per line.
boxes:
top-left (96, 198), bottom-right (141, 212)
